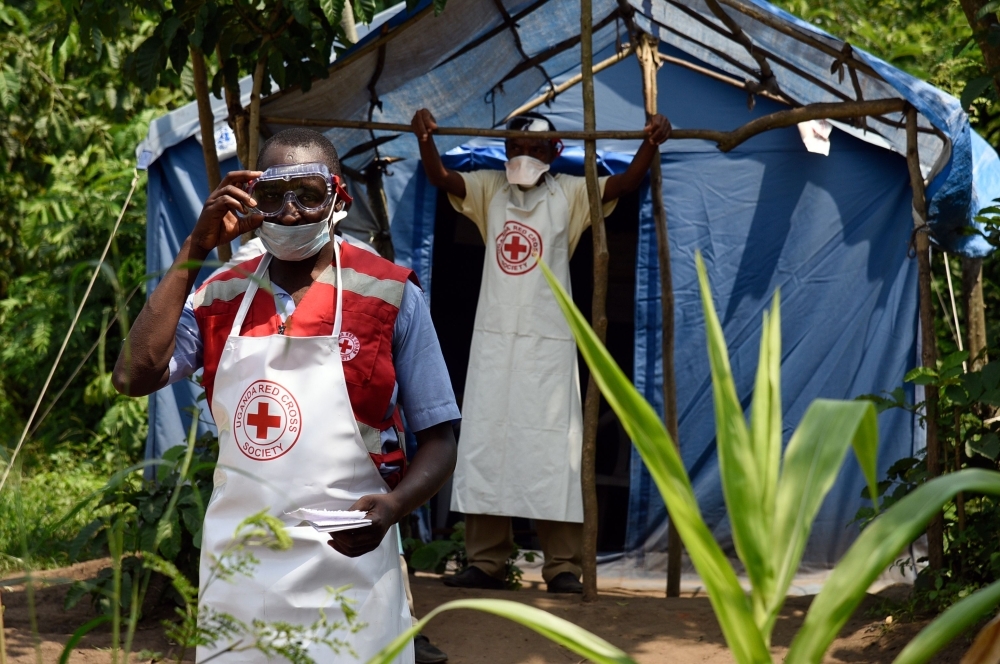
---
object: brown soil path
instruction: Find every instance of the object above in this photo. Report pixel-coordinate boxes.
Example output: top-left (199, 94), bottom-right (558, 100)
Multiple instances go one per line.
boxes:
top-left (0, 563), bottom-right (973, 663)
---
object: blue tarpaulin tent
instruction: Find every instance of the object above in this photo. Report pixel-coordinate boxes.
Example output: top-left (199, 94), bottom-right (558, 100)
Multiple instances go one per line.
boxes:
top-left (137, 0), bottom-right (1000, 569)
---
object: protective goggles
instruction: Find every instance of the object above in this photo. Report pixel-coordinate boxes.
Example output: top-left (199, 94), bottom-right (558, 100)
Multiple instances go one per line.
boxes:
top-left (504, 115), bottom-right (564, 156)
top-left (245, 162), bottom-right (353, 218)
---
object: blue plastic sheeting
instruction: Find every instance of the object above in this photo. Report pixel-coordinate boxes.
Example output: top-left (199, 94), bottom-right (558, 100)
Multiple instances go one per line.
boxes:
top-left (144, 137), bottom-right (242, 461)
top-left (376, 44), bottom-right (920, 565)
top-left (255, 0), bottom-right (1000, 258)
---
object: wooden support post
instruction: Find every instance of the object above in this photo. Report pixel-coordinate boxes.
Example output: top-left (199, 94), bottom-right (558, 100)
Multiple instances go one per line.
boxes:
top-left (906, 106), bottom-right (943, 572)
top-left (580, 0), bottom-right (606, 605)
top-left (190, 46), bottom-right (231, 262)
top-left (0, 587), bottom-right (7, 664)
top-left (962, 257), bottom-right (988, 370)
top-left (363, 163), bottom-right (395, 261)
top-left (248, 53), bottom-right (268, 170)
top-left (635, 33), bottom-right (684, 599)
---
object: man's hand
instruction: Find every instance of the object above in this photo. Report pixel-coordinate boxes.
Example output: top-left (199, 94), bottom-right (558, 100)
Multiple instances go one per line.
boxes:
top-left (411, 108), bottom-right (438, 143)
top-left (190, 170), bottom-right (264, 252)
top-left (327, 493), bottom-right (401, 558)
top-left (645, 114), bottom-right (672, 145)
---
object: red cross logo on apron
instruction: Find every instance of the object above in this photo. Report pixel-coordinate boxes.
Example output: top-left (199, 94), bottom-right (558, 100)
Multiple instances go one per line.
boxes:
top-left (495, 221), bottom-right (543, 275)
top-left (233, 379), bottom-right (302, 460)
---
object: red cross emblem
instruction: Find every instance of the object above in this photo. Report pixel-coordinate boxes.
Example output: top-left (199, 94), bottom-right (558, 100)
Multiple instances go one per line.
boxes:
top-left (338, 331), bottom-right (360, 361)
top-left (246, 401), bottom-right (282, 439)
top-left (496, 221), bottom-right (543, 275)
top-left (233, 380), bottom-right (301, 461)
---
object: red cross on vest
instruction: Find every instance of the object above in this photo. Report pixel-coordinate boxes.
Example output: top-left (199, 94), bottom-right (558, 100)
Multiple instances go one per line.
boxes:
top-left (503, 235), bottom-right (529, 262)
top-left (339, 337), bottom-right (353, 354)
top-left (246, 402), bottom-right (282, 439)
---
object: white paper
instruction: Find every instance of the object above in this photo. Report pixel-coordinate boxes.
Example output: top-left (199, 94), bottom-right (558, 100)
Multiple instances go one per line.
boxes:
top-left (797, 119), bottom-right (832, 156)
top-left (285, 508), bottom-right (372, 533)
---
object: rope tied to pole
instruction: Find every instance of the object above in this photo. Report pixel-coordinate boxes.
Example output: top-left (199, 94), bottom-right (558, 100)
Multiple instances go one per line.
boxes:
top-left (0, 169), bottom-right (141, 495)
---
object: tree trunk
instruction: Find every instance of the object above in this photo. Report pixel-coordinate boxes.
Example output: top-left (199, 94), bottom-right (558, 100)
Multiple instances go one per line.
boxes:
top-left (1, 588), bottom-right (7, 664)
top-left (958, 0), bottom-right (1000, 97)
top-left (579, 0), bottom-right (606, 604)
top-left (247, 52), bottom-right (268, 170)
top-left (635, 32), bottom-right (683, 599)
top-left (219, 47), bottom-right (250, 169)
top-left (906, 106), bottom-right (943, 572)
top-left (341, 0), bottom-right (359, 44)
top-left (963, 257), bottom-right (988, 370)
top-left (191, 46), bottom-right (231, 262)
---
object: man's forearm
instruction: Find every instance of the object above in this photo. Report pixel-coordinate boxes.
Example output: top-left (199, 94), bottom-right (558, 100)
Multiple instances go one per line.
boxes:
top-left (386, 422), bottom-right (457, 520)
top-left (112, 236), bottom-right (210, 396)
top-left (603, 141), bottom-right (659, 202)
top-left (417, 139), bottom-right (466, 198)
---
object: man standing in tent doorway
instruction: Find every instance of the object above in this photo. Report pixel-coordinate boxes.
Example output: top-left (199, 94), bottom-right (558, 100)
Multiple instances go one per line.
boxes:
top-left (412, 107), bottom-right (670, 593)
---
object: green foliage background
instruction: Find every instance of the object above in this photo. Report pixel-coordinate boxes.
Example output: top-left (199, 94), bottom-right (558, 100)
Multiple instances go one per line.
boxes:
top-left (1, 0), bottom-right (999, 573)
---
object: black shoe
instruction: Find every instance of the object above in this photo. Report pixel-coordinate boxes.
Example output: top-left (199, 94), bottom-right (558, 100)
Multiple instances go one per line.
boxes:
top-left (442, 566), bottom-right (505, 590)
top-left (546, 572), bottom-right (583, 594)
top-left (414, 633), bottom-right (448, 663)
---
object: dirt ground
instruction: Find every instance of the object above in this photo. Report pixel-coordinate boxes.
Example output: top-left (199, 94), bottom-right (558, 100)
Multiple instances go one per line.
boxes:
top-left (0, 561), bottom-right (975, 663)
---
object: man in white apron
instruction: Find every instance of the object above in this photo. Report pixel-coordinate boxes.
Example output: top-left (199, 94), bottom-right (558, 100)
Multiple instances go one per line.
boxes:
top-left (113, 128), bottom-right (460, 662)
top-left (411, 108), bottom-right (670, 594)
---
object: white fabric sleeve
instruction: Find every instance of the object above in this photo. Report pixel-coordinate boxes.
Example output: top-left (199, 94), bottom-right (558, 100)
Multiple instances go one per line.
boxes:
top-left (166, 293), bottom-right (204, 386)
top-left (446, 170), bottom-right (506, 240)
top-left (560, 174), bottom-right (618, 256)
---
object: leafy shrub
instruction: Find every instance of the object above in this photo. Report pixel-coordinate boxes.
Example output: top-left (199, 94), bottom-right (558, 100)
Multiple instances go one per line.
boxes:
top-left (0, 455), bottom-right (109, 574)
top-left (857, 352), bottom-right (1000, 614)
top-left (65, 433), bottom-right (217, 615)
top-left (405, 521), bottom-right (537, 589)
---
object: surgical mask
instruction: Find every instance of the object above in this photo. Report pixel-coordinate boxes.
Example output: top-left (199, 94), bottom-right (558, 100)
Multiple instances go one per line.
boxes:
top-left (505, 156), bottom-right (550, 187)
top-left (256, 197), bottom-right (348, 261)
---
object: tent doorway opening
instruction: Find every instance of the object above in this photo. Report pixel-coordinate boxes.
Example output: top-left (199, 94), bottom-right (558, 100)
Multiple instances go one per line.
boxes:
top-left (428, 188), bottom-right (639, 555)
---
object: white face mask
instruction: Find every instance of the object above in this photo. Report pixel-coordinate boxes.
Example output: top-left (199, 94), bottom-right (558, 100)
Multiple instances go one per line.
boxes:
top-left (256, 198), bottom-right (348, 261)
top-left (505, 156), bottom-right (550, 187)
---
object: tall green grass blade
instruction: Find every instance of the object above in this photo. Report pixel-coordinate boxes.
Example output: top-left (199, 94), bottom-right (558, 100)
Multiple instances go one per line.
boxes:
top-left (540, 258), bottom-right (770, 664)
top-left (58, 616), bottom-right (111, 664)
top-left (766, 399), bottom-right (878, 639)
top-left (787, 469), bottom-right (1000, 662)
top-left (750, 297), bottom-right (782, 536)
top-left (366, 599), bottom-right (636, 664)
top-left (695, 254), bottom-right (771, 629)
top-left (891, 578), bottom-right (1000, 664)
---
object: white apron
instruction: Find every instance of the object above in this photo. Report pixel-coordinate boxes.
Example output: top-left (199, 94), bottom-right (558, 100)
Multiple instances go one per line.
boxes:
top-left (451, 173), bottom-right (584, 523)
top-left (198, 244), bottom-right (413, 663)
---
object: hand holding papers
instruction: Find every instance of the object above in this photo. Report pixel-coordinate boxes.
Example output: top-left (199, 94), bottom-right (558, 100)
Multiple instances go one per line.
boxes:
top-left (286, 507), bottom-right (372, 533)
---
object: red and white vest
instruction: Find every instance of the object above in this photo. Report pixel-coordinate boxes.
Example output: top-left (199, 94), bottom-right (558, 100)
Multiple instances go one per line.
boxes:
top-left (191, 241), bottom-right (418, 487)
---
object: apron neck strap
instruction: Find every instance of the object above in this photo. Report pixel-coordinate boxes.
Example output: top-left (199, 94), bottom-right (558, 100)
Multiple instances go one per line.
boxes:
top-left (332, 238), bottom-right (343, 338)
top-left (227, 244), bottom-right (343, 338)
top-left (229, 253), bottom-right (272, 337)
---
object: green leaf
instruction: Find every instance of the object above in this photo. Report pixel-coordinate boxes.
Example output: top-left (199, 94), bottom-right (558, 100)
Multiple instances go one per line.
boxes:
top-left (432, 0), bottom-right (448, 15)
top-left (766, 399), bottom-right (878, 639)
top-left (892, 579), bottom-right (1000, 664)
top-left (367, 599), bottom-right (636, 664)
top-left (320, 0), bottom-right (346, 31)
top-left (697, 254), bottom-right (771, 631)
top-left (904, 366), bottom-right (938, 385)
top-left (58, 616), bottom-right (111, 664)
top-left (787, 469), bottom-right (1000, 663)
top-left (967, 432), bottom-right (1000, 461)
top-left (538, 257), bottom-right (769, 664)
top-left (962, 75), bottom-right (995, 110)
top-left (133, 36), bottom-right (165, 92)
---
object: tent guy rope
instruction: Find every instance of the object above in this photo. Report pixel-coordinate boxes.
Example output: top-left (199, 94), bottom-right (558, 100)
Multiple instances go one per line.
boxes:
top-left (0, 170), bottom-right (141, 496)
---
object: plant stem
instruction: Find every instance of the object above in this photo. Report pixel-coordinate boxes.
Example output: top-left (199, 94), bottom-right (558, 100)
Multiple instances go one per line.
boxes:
top-left (191, 45), bottom-right (230, 263)
top-left (247, 48), bottom-right (268, 170)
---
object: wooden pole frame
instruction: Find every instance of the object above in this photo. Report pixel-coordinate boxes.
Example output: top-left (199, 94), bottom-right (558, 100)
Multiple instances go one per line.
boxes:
top-left (905, 105), bottom-right (943, 572)
top-left (190, 46), bottom-right (231, 262)
top-left (263, 98), bottom-right (905, 151)
top-left (579, 0), bottom-right (606, 605)
top-left (635, 32), bottom-right (684, 599)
